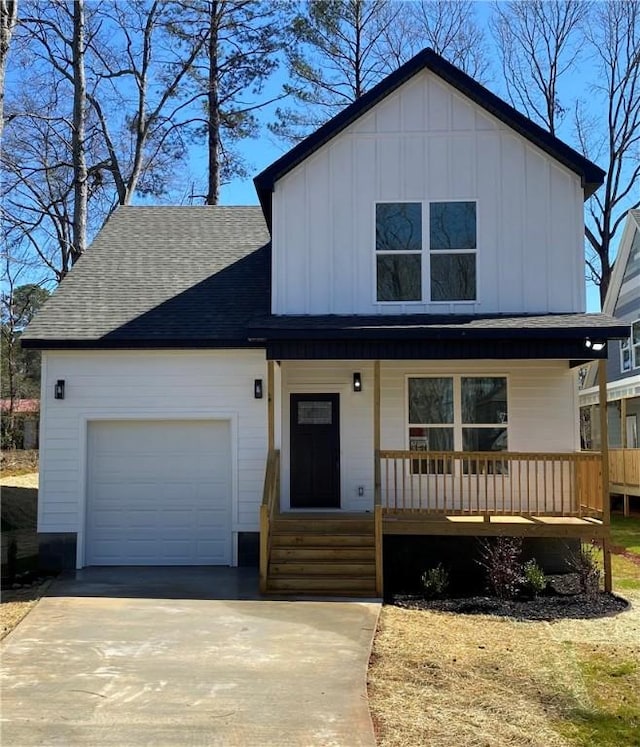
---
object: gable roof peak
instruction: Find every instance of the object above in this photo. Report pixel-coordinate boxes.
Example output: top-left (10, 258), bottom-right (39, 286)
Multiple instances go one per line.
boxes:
top-left (255, 46), bottom-right (604, 229)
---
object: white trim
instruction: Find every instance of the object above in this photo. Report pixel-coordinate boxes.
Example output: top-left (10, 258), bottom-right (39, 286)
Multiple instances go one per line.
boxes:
top-left (77, 410), bottom-right (239, 569)
top-left (36, 354), bottom-right (48, 534)
top-left (603, 213), bottom-right (640, 316)
top-left (579, 373), bottom-right (640, 406)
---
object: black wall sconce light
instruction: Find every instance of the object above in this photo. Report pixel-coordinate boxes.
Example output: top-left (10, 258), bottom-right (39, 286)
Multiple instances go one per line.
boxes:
top-left (254, 379), bottom-right (263, 399)
top-left (353, 372), bottom-right (362, 392)
top-left (54, 379), bottom-right (65, 400)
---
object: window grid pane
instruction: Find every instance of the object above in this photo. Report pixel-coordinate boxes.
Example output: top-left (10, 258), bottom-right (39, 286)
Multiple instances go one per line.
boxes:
top-left (377, 255), bottom-right (422, 301)
top-left (376, 203), bottom-right (422, 252)
top-left (430, 202), bottom-right (476, 251)
top-left (430, 253), bottom-right (476, 301)
top-left (461, 377), bottom-right (508, 424)
top-left (409, 378), bottom-right (454, 424)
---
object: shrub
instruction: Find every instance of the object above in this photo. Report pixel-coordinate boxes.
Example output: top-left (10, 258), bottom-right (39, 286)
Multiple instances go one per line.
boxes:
top-left (523, 559), bottom-right (546, 597)
top-left (421, 563), bottom-right (450, 599)
top-left (568, 542), bottom-right (601, 597)
top-left (477, 537), bottom-right (523, 600)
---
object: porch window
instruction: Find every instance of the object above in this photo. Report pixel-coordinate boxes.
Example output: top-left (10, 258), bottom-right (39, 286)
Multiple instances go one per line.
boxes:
top-left (408, 375), bottom-right (507, 474)
top-left (376, 202), bottom-right (422, 301)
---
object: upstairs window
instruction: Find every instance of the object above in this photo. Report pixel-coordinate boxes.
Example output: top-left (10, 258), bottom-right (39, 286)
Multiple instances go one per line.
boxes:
top-left (430, 202), bottom-right (476, 301)
top-left (375, 200), bottom-right (477, 303)
top-left (376, 203), bottom-right (422, 301)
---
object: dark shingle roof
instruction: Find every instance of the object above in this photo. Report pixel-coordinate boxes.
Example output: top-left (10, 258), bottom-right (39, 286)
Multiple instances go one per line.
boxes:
top-left (22, 206), bottom-right (270, 348)
top-left (255, 48), bottom-right (605, 228)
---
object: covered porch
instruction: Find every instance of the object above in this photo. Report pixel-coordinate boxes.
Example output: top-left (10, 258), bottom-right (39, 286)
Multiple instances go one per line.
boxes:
top-left (255, 313), bottom-right (627, 595)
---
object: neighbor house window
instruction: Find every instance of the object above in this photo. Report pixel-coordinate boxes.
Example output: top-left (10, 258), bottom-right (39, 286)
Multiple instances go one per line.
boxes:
top-left (621, 337), bottom-right (631, 372)
top-left (620, 320), bottom-right (640, 371)
top-left (408, 375), bottom-right (507, 474)
top-left (375, 200), bottom-right (477, 303)
top-left (376, 202), bottom-right (422, 301)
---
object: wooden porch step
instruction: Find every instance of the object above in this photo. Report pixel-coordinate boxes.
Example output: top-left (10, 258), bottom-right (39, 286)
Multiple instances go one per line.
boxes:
top-left (270, 562), bottom-right (376, 576)
top-left (271, 517), bottom-right (374, 534)
top-left (265, 512), bottom-right (378, 596)
top-left (271, 546), bottom-right (375, 562)
top-left (271, 532), bottom-right (375, 547)
top-left (267, 576), bottom-right (377, 595)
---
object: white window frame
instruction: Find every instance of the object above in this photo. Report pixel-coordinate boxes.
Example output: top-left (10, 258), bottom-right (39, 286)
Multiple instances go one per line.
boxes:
top-left (374, 200), bottom-right (423, 305)
top-left (620, 320), bottom-right (640, 372)
top-left (374, 199), bottom-right (478, 305)
top-left (633, 320), bottom-right (640, 369)
top-left (406, 374), bottom-right (509, 454)
top-left (428, 200), bottom-right (477, 304)
top-left (620, 337), bottom-right (632, 373)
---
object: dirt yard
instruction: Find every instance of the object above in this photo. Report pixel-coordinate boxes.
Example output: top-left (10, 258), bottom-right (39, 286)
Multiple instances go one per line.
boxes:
top-left (1, 449), bottom-right (39, 476)
top-left (1, 471), bottom-right (45, 640)
top-left (368, 540), bottom-right (640, 747)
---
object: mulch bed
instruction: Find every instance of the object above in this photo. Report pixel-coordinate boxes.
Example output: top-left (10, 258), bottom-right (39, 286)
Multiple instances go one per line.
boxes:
top-left (392, 574), bottom-right (629, 621)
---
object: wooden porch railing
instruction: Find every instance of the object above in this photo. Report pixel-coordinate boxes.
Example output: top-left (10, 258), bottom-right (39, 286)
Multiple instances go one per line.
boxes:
top-left (609, 448), bottom-right (640, 490)
top-left (378, 450), bottom-right (603, 518)
top-left (609, 448), bottom-right (640, 516)
top-left (259, 449), bottom-right (280, 593)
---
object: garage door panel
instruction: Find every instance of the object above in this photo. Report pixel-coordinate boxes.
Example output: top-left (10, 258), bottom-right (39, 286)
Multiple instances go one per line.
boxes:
top-left (86, 420), bottom-right (232, 566)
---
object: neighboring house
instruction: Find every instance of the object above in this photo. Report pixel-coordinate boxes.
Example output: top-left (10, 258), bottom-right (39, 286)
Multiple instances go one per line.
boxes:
top-left (0, 399), bottom-right (40, 450)
top-left (580, 210), bottom-right (640, 514)
top-left (22, 49), bottom-right (628, 594)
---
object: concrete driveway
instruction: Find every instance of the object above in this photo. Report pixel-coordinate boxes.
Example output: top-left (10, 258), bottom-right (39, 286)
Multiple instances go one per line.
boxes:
top-left (1, 567), bottom-right (380, 746)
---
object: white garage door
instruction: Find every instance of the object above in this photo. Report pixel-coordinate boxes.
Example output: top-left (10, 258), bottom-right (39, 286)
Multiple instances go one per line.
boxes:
top-left (86, 420), bottom-right (232, 565)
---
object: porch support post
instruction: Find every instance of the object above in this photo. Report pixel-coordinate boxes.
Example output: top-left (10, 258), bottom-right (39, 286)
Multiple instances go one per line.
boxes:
top-left (267, 360), bottom-right (275, 453)
top-left (373, 360), bottom-right (383, 596)
top-left (598, 359), bottom-right (612, 592)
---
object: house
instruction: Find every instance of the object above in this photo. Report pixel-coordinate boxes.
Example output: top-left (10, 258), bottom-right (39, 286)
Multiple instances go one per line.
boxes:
top-left (580, 210), bottom-right (640, 514)
top-left (0, 398), bottom-right (40, 450)
top-left (22, 48), bottom-right (629, 595)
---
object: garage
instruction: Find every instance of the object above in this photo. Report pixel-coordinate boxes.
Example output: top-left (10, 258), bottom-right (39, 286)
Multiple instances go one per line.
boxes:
top-left (86, 420), bottom-right (232, 566)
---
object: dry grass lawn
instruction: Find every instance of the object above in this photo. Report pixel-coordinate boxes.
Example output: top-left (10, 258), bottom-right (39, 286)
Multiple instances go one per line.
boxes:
top-left (1, 471), bottom-right (45, 640)
top-left (368, 532), bottom-right (640, 747)
top-left (1, 580), bottom-right (52, 641)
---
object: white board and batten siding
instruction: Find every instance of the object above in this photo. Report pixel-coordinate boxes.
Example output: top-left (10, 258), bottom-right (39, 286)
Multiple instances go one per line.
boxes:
top-left (280, 360), bottom-right (580, 510)
top-left (39, 350), bottom-right (268, 567)
top-left (272, 70), bottom-right (585, 316)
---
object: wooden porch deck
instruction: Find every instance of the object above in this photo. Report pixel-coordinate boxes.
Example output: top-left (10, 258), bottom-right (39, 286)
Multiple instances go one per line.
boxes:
top-left (259, 448), bottom-right (611, 596)
top-left (382, 512), bottom-right (605, 537)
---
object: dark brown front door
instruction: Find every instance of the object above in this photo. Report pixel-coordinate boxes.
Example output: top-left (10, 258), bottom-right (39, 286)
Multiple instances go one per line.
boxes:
top-left (290, 394), bottom-right (340, 509)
